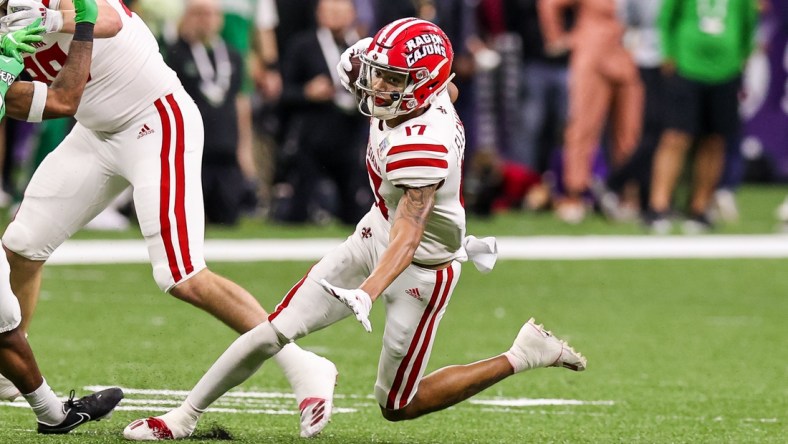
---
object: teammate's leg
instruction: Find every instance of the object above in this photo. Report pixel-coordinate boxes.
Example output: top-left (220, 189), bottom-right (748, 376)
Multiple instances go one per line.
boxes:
top-left (125, 90), bottom-right (338, 435)
top-left (0, 127), bottom-right (127, 400)
top-left (2, 124), bottom-right (128, 332)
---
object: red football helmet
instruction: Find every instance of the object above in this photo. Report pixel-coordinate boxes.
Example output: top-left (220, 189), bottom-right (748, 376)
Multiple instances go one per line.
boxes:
top-left (356, 18), bottom-right (454, 119)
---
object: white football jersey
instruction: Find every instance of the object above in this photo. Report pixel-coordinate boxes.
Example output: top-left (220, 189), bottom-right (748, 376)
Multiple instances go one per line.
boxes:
top-left (365, 91), bottom-right (466, 265)
top-left (23, 0), bottom-right (182, 132)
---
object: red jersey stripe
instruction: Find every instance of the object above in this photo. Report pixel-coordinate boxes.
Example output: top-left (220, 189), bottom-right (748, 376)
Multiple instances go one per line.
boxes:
top-left (367, 160), bottom-right (389, 219)
top-left (387, 144), bottom-right (448, 156)
top-left (154, 96), bottom-right (181, 282)
top-left (386, 158), bottom-right (448, 173)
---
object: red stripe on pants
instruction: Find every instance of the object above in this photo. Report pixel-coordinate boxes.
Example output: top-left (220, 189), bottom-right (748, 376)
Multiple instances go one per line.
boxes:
top-left (154, 96), bottom-right (181, 282)
top-left (165, 94), bottom-right (193, 275)
top-left (268, 265), bottom-right (315, 322)
top-left (397, 265), bottom-right (453, 408)
top-left (386, 269), bottom-right (446, 410)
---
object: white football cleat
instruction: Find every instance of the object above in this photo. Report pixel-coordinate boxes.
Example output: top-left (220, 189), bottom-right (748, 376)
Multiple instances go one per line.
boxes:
top-left (507, 318), bottom-right (586, 373)
top-left (123, 411), bottom-right (195, 441)
top-left (294, 355), bottom-right (337, 438)
top-left (0, 373), bottom-right (21, 401)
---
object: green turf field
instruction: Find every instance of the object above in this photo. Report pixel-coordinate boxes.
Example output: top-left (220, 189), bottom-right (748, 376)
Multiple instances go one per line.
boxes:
top-left (0, 185), bottom-right (786, 442)
top-left (1, 258), bottom-right (785, 443)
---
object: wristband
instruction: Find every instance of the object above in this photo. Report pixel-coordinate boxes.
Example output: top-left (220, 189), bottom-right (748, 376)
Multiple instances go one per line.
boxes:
top-left (27, 80), bottom-right (47, 122)
top-left (73, 22), bottom-right (94, 42)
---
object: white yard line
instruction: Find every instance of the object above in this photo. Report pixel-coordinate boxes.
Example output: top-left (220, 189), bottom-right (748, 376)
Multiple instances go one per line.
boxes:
top-left (469, 399), bottom-right (615, 407)
top-left (0, 386), bottom-right (615, 415)
top-left (46, 234), bottom-right (788, 264)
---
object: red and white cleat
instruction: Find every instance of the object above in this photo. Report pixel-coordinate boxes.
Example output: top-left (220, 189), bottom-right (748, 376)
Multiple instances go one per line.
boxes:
top-left (123, 413), bottom-right (194, 441)
top-left (299, 397), bottom-right (332, 438)
top-left (288, 353), bottom-right (337, 438)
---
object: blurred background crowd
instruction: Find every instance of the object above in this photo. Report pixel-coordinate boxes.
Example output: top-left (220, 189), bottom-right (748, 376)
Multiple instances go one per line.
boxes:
top-left (1, 0), bottom-right (786, 234)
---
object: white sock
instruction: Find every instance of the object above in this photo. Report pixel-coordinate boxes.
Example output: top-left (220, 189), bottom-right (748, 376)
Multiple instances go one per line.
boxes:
top-left (273, 343), bottom-right (310, 400)
top-left (185, 322), bottom-right (284, 411)
top-left (274, 343), bottom-right (334, 404)
top-left (178, 399), bottom-right (204, 422)
top-left (158, 400), bottom-right (203, 438)
top-left (22, 379), bottom-right (66, 426)
top-left (503, 351), bottom-right (526, 373)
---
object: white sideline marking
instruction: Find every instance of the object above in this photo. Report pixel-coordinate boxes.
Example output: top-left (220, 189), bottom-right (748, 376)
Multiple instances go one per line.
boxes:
top-left (45, 234), bottom-right (788, 264)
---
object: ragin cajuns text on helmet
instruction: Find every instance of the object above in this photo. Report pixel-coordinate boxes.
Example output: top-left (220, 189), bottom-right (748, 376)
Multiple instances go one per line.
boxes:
top-left (355, 18), bottom-right (454, 119)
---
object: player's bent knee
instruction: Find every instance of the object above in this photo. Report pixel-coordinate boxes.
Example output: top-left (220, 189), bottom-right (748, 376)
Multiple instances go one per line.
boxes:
top-left (379, 405), bottom-right (413, 422)
top-left (247, 321), bottom-right (288, 356)
top-left (163, 266), bottom-right (209, 296)
top-left (0, 291), bottom-right (21, 335)
top-left (2, 224), bottom-right (52, 262)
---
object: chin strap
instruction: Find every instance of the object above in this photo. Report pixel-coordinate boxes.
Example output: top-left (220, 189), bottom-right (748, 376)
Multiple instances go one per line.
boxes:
top-left (426, 73), bottom-right (456, 107)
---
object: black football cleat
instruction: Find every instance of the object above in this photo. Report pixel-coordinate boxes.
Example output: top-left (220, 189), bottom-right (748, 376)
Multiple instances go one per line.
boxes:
top-left (37, 387), bottom-right (124, 434)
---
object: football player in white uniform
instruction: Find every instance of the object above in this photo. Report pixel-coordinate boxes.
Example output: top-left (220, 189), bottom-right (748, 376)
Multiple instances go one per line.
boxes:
top-left (0, 0), bottom-right (337, 436)
top-left (122, 18), bottom-right (586, 441)
top-left (0, 0), bottom-right (124, 434)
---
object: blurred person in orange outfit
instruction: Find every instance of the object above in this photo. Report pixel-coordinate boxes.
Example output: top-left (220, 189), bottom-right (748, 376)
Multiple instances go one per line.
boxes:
top-left (539, 0), bottom-right (643, 223)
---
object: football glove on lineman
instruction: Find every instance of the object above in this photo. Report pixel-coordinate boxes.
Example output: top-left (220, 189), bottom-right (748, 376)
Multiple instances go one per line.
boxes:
top-left (0, 18), bottom-right (44, 63)
top-left (319, 279), bottom-right (373, 333)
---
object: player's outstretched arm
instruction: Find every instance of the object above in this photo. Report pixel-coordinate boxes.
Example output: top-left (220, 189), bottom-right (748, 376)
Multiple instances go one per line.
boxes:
top-left (318, 184), bottom-right (438, 332)
top-left (1, 0), bottom-right (121, 37)
top-left (360, 184), bottom-right (439, 300)
top-left (4, 0), bottom-right (96, 120)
